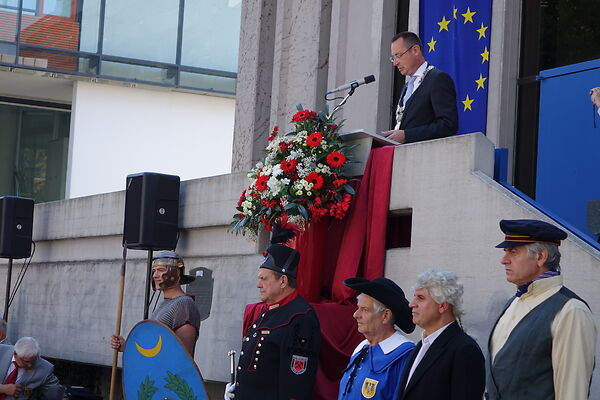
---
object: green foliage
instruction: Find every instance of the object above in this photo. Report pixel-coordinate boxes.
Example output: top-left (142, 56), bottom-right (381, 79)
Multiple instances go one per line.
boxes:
top-left (138, 376), bottom-right (159, 400)
top-left (164, 371), bottom-right (197, 400)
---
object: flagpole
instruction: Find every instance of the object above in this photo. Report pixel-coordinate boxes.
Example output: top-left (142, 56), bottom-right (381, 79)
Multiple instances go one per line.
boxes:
top-left (109, 245), bottom-right (127, 400)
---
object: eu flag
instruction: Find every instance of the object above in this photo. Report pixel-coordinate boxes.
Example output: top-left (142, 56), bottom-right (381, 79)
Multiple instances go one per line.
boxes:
top-left (420, 0), bottom-right (492, 135)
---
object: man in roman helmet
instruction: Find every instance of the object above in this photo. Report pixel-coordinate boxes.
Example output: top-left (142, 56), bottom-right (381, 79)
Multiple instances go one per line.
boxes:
top-left (111, 251), bottom-right (201, 355)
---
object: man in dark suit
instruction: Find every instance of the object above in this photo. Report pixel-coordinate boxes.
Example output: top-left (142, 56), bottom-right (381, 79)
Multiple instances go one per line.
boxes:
top-left (382, 31), bottom-right (458, 144)
top-left (396, 270), bottom-right (485, 400)
top-left (0, 337), bottom-right (63, 400)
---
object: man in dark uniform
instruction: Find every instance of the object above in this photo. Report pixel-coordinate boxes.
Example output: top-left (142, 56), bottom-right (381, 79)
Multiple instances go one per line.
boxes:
top-left (225, 227), bottom-right (321, 400)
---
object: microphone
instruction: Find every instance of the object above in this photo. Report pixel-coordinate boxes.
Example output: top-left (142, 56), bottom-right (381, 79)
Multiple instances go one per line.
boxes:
top-left (327, 75), bottom-right (376, 94)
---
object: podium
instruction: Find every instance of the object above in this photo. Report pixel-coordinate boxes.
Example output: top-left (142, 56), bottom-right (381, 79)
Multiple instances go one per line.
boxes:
top-left (339, 129), bottom-right (398, 176)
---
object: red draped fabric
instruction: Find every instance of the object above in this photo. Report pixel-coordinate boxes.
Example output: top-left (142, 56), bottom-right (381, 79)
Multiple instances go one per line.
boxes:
top-left (241, 146), bottom-right (396, 400)
top-left (298, 146), bottom-right (396, 399)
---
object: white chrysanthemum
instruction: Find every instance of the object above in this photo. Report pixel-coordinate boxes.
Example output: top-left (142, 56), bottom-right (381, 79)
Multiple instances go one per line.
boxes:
top-left (267, 176), bottom-right (281, 195)
top-left (295, 190), bottom-right (303, 196)
top-left (271, 164), bottom-right (283, 177)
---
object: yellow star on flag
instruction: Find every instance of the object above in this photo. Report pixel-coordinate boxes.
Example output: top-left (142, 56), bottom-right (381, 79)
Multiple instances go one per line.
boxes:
top-left (453, 7), bottom-right (458, 19)
top-left (427, 37), bottom-right (437, 52)
top-left (476, 22), bottom-right (488, 39)
top-left (462, 94), bottom-right (474, 111)
top-left (480, 46), bottom-right (490, 63)
top-left (438, 16), bottom-right (451, 32)
top-left (462, 7), bottom-right (476, 24)
top-left (475, 74), bottom-right (487, 90)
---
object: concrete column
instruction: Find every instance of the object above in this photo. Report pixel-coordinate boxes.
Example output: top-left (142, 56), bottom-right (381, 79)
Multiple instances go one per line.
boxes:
top-left (327, 0), bottom-right (398, 134)
top-left (231, 0), bottom-right (277, 173)
top-left (269, 0), bottom-right (332, 133)
top-left (486, 0), bottom-right (522, 183)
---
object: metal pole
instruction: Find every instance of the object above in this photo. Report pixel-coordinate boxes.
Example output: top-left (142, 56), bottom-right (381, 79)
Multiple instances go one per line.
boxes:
top-left (109, 246), bottom-right (127, 400)
top-left (143, 250), bottom-right (153, 319)
top-left (3, 258), bottom-right (13, 322)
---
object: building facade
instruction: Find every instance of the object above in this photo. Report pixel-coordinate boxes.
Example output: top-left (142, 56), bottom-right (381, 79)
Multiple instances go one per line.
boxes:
top-left (0, 0), bottom-right (599, 398)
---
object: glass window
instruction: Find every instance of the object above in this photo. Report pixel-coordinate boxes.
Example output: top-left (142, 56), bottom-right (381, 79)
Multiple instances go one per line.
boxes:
top-left (102, 0), bottom-right (179, 64)
top-left (180, 71), bottom-right (236, 93)
top-left (0, 104), bottom-right (70, 203)
top-left (181, 0), bottom-right (241, 72)
top-left (100, 60), bottom-right (176, 85)
top-left (539, 0), bottom-right (600, 70)
top-left (79, 0), bottom-right (101, 53)
top-left (43, 0), bottom-right (71, 17)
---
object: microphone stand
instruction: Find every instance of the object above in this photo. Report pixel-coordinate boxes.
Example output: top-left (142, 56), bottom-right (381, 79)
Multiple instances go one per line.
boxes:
top-left (329, 83), bottom-right (358, 118)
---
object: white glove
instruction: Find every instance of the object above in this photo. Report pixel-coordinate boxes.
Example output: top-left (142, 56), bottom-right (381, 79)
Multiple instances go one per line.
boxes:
top-left (224, 382), bottom-right (236, 400)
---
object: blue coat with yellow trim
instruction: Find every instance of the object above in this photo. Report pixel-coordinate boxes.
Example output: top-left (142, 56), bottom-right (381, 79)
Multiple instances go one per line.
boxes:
top-left (235, 293), bottom-right (321, 400)
top-left (338, 332), bottom-right (414, 400)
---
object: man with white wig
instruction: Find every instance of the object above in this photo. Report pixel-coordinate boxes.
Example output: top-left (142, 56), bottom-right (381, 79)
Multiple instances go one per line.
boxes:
top-left (396, 269), bottom-right (485, 400)
top-left (0, 336), bottom-right (63, 399)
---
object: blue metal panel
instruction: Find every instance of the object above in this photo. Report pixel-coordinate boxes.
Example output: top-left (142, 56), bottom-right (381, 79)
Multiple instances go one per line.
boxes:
top-left (537, 59), bottom-right (600, 242)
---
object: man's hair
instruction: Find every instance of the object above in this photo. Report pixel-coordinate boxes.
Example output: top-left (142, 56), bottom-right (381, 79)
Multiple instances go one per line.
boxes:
top-left (357, 293), bottom-right (394, 328)
top-left (14, 337), bottom-right (40, 358)
top-left (413, 269), bottom-right (464, 319)
top-left (272, 271), bottom-right (297, 288)
top-left (526, 242), bottom-right (561, 272)
top-left (391, 31), bottom-right (423, 52)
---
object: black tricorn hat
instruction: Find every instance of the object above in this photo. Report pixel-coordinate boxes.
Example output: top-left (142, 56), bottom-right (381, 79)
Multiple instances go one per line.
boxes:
top-left (260, 226), bottom-right (300, 279)
top-left (496, 219), bottom-right (567, 248)
top-left (344, 277), bottom-right (415, 334)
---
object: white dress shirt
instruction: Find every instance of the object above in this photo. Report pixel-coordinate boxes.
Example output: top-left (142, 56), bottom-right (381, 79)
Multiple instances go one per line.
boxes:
top-left (405, 320), bottom-right (454, 387)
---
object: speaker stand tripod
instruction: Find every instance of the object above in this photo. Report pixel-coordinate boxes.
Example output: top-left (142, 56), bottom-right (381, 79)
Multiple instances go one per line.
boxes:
top-left (143, 250), bottom-right (153, 319)
top-left (3, 258), bottom-right (12, 322)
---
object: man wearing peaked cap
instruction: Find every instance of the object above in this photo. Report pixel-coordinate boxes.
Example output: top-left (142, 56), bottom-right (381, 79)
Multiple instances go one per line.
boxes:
top-left (337, 277), bottom-right (415, 400)
top-left (487, 219), bottom-right (597, 400)
top-left (226, 226), bottom-right (320, 400)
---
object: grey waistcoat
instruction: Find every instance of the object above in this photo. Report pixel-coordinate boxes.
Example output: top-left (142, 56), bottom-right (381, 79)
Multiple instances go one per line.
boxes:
top-left (486, 286), bottom-right (586, 400)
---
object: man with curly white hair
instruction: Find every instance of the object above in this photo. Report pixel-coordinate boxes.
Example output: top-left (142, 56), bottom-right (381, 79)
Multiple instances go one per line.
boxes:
top-left (396, 269), bottom-right (485, 400)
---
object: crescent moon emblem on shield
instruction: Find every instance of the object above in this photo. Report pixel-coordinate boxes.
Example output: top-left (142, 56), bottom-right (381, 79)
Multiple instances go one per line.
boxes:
top-left (135, 336), bottom-right (163, 358)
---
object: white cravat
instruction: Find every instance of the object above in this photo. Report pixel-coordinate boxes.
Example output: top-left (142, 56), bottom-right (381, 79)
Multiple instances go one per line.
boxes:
top-left (405, 321), bottom-right (453, 387)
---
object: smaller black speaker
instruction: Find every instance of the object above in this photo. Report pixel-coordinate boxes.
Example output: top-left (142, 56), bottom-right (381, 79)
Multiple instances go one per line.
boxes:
top-left (123, 172), bottom-right (180, 250)
top-left (0, 196), bottom-right (34, 259)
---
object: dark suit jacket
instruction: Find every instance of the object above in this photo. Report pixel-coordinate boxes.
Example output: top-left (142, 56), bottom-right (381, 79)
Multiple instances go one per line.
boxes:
top-left (396, 321), bottom-right (485, 400)
top-left (399, 67), bottom-right (458, 144)
top-left (0, 344), bottom-right (62, 400)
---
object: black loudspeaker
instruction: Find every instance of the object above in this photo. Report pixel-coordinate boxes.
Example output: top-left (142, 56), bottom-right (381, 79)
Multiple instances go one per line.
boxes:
top-left (123, 172), bottom-right (180, 250)
top-left (0, 196), bottom-right (34, 259)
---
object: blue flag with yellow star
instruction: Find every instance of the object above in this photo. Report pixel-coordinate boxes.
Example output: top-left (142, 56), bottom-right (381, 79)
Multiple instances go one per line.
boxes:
top-left (420, 0), bottom-right (492, 135)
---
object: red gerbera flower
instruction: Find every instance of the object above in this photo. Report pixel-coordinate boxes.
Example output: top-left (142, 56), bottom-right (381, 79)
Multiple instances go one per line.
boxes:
top-left (237, 189), bottom-right (247, 207)
top-left (306, 132), bottom-right (323, 147)
top-left (291, 110), bottom-right (317, 122)
top-left (306, 172), bottom-right (324, 190)
top-left (333, 178), bottom-right (347, 188)
top-left (261, 215), bottom-right (273, 231)
top-left (268, 125), bottom-right (279, 142)
top-left (279, 141), bottom-right (290, 153)
top-left (280, 159), bottom-right (298, 174)
top-left (326, 151), bottom-right (346, 167)
top-left (255, 174), bottom-right (269, 192)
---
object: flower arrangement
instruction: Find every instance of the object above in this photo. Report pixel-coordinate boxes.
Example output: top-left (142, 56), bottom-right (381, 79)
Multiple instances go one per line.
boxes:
top-left (231, 105), bottom-right (355, 236)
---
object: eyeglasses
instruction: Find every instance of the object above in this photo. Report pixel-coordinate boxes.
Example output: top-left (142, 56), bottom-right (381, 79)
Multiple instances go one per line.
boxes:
top-left (389, 45), bottom-right (415, 63)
